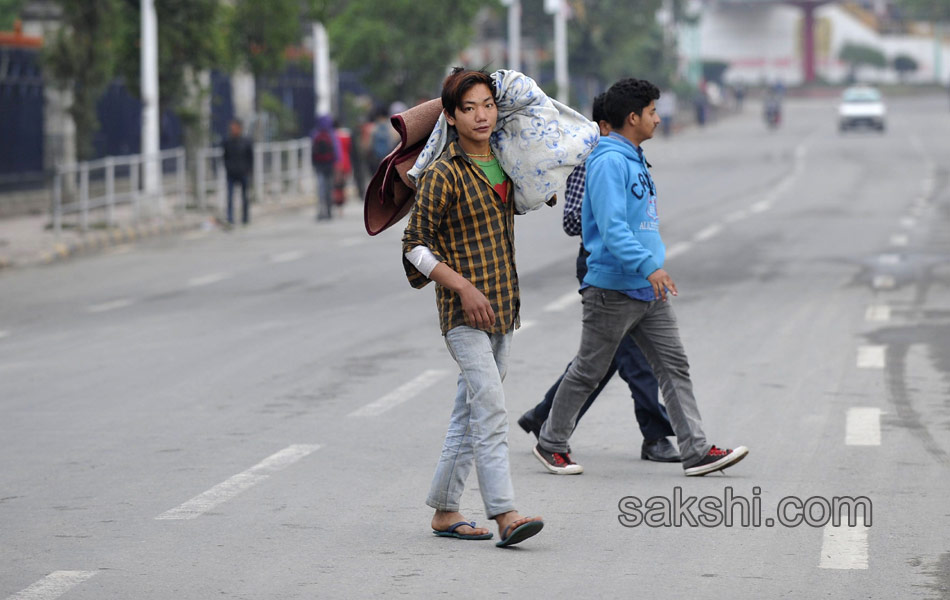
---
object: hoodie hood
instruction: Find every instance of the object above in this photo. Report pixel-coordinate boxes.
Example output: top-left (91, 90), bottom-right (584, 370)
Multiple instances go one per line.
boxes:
top-left (588, 133), bottom-right (643, 165)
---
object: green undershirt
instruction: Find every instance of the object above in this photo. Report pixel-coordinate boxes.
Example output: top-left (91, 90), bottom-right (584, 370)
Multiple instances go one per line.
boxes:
top-left (472, 156), bottom-right (506, 187)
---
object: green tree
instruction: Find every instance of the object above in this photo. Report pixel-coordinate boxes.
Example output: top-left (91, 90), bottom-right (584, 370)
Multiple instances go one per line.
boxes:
top-left (563, 0), bottom-right (676, 102)
top-left (328, 0), bottom-right (485, 104)
top-left (115, 1), bottom-right (228, 140)
top-left (229, 0), bottom-right (303, 106)
top-left (839, 42), bottom-right (887, 82)
top-left (0, 0), bottom-right (26, 30)
top-left (894, 0), bottom-right (950, 21)
top-left (44, 0), bottom-right (123, 160)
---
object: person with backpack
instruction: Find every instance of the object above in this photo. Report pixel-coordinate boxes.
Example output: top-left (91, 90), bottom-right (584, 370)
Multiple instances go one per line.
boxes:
top-left (311, 115), bottom-right (340, 221)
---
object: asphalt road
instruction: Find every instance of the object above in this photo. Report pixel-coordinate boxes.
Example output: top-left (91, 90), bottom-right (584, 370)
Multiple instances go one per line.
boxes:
top-left (2, 94), bottom-right (949, 599)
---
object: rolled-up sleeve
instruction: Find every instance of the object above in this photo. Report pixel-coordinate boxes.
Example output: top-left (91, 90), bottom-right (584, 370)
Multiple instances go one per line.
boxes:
top-left (401, 166), bottom-right (451, 288)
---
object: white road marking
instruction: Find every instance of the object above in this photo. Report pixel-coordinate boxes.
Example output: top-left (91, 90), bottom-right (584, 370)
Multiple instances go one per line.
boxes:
top-left (900, 217), bottom-right (916, 229)
top-left (86, 298), bottom-right (135, 313)
top-left (270, 250), bottom-right (305, 263)
top-left (724, 209), bottom-right (749, 224)
top-left (694, 224), bottom-right (723, 242)
top-left (0, 330), bottom-right (9, 340)
top-left (878, 254), bottom-right (901, 265)
top-left (349, 369), bottom-right (448, 417)
top-left (7, 571), bottom-right (97, 600)
top-left (155, 444), bottom-right (320, 520)
top-left (857, 345), bottom-right (886, 369)
top-left (341, 237), bottom-right (365, 248)
top-left (749, 200), bottom-right (772, 214)
top-left (890, 234), bottom-right (909, 247)
top-left (864, 305), bottom-right (891, 322)
top-left (819, 524), bottom-right (869, 569)
top-left (846, 407), bottom-right (881, 446)
top-left (187, 272), bottom-right (232, 287)
top-left (665, 241), bottom-right (692, 260)
top-left (543, 291), bottom-right (580, 312)
top-left (517, 320), bottom-right (536, 333)
top-left (871, 275), bottom-right (896, 290)
top-left (182, 231), bottom-right (210, 241)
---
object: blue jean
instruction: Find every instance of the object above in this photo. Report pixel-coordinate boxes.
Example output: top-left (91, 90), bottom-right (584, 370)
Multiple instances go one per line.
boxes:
top-left (539, 288), bottom-right (711, 467)
top-left (427, 326), bottom-right (516, 519)
top-left (226, 175), bottom-right (249, 224)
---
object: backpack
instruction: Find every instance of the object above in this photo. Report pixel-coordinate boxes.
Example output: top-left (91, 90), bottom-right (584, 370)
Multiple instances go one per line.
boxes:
top-left (311, 130), bottom-right (335, 166)
top-left (371, 122), bottom-right (393, 161)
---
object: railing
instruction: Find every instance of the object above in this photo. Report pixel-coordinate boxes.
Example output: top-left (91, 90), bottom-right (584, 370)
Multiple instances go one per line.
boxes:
top-left (53, 137), bottom-right (315, 235)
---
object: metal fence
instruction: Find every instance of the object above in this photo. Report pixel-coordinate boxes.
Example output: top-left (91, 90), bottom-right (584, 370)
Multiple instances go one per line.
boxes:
top-left (53, 137), bottom-right (315, 235)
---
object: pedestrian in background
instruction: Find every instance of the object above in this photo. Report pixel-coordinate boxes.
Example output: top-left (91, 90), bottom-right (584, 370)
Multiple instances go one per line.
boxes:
top-left (333, 122), bottom-right (353, 214)
top-left (222, 119), bottom-right (254, 227)
top-left (311, 115), bottom-right (340, 221)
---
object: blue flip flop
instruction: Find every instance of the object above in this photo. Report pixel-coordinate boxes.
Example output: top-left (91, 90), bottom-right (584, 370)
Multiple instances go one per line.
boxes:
top-left (495, 519), bottom-right (544, 548)
top-left (433, 521), bottom-right (493, 540)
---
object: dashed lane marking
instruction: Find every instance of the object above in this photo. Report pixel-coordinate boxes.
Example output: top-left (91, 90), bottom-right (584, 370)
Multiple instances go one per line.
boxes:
top-left (543, 291), bottom-right (580, 312)
top-left (155, 444), bottom-right (321, 520)
top-left (819, 524), bottom-right (869, 570)
top-left (270, 250), bottom-right (305, 263)
top-left (187, 272), bottom-right (232, 287)
top-left (665, 241), bottom-right (693, 260)
top-left (86, 298), bottom-right (135, 313)
top-left (857, 345), bottom-right (886, 369)
top-left (890, 234), bottom-right (909, 247)
top-left (517, 320), bottom-right (536, 333)
top-left (694, 224), bottom-right (723, 242)
top-left (846, 407), bottom-right (881, 446)
top-left (749, 200), bottom-right (772, 214)
top-left (6, 571), bottom-right (98, 600)
top-left (900, 217), bottom-right (916, 229)
top-left (348, 370), bottom-right (448, 417)
top-left (864, 305), bottom-right (891, 323)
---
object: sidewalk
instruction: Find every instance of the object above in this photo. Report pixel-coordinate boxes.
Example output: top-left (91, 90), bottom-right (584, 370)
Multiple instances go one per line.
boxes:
top-left (0, 192), bottom-right (320, 271)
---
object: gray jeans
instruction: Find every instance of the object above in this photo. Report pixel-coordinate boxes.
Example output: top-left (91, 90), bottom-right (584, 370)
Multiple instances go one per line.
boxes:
top-left (538, 287), bottom-right (711, 467)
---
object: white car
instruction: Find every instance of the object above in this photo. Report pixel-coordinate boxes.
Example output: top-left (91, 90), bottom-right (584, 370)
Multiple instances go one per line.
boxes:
top-left (838, 86), bottom-right (886, 132)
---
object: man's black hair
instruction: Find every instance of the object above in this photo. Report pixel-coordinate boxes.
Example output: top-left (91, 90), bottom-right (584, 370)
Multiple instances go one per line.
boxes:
top-left (591, 93), bottom-right (607, 123)
top-left (441, 67), bottom-right (495, 118)
top-left (604, 78), bottom-right (660, 130)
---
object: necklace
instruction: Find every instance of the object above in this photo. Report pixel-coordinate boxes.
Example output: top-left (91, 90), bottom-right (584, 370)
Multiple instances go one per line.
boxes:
top-left (468, 150), bottom-right (494, 158)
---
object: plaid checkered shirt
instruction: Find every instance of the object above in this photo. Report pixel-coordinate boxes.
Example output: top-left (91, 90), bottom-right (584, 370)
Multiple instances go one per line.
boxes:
top-left (402, 140), bottom-right (520, 336)
top-left (562, 163), bottom-right (586, 237)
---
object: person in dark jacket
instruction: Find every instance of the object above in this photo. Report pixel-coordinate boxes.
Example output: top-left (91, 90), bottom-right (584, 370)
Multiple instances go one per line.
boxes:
top-left (222, 119), bottom-right (254, 225)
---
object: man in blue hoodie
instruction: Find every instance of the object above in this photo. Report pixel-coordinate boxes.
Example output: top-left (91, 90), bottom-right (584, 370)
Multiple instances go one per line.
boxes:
top-left (533, 78), bottom-right (749, 477)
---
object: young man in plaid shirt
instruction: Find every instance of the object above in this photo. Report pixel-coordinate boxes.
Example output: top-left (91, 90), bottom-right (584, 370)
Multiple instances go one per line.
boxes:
top-left (402, 68), bottom-right (543, 547)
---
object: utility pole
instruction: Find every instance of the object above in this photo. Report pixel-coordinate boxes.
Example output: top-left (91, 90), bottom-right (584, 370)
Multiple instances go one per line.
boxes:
top-left (141, 0), bottom-right (160, 201)
top-left (500, 0), bottom-right (521, 71)
top-left (313, 22), bottom-right (331, 117)
top-left (545, 0), bottom-right (569, 104)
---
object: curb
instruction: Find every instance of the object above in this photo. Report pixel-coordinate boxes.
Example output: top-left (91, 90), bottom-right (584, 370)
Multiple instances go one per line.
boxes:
top-left (0, 194), bottom-right (320, 273)
top-left (0, 216), bottom-right (207, 272)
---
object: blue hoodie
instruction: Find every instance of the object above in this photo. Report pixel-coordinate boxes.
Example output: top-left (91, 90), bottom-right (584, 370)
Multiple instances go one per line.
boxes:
top-left (581, 133), bottom-right (664, 291)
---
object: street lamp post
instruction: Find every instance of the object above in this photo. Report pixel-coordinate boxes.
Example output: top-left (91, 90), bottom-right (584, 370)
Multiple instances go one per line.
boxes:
top-left (141, 0), bottom-right (160, 205)
top-left (500, 0), bottom-right (522, 72)
top-left (545, 0), bottom-right (569, 104)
